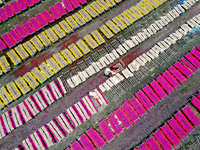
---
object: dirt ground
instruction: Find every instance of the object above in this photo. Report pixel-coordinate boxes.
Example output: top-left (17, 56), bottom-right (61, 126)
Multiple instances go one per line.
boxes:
top-left (0, 0), bottom-right (146, 85)
top-left (102, 72), bottom-right (200, 150)
top-left (1, 0), bottom-right (200, 150)
top-left (0, 0), bottom-right (70, 37)
top-left (0, 0), bottom-right (179, 113)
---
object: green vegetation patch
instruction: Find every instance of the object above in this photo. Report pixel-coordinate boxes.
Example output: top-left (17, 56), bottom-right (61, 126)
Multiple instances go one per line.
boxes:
top-left (181, 77), bottom-right (200, 94)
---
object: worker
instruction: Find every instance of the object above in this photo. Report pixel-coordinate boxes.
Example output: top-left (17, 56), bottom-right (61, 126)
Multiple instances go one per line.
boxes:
top-left (104, 68), bottom-right (111, 77)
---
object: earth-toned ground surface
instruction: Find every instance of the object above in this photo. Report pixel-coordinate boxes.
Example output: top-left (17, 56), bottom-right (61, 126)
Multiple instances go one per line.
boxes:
top-left (1, 0), bottom-right (200, 149)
